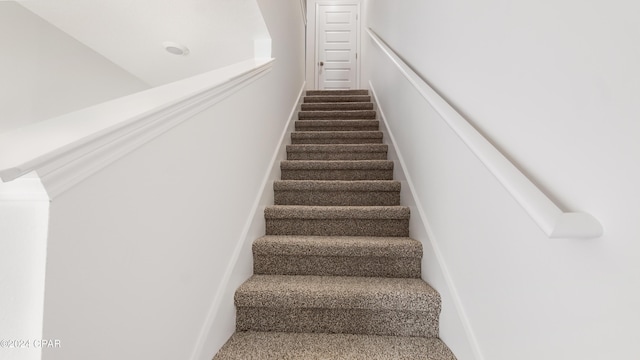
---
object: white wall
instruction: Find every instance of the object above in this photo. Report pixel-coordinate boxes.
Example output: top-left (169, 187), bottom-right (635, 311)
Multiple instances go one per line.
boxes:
top-left (364, 0), bottom-right (640, 359)
top-left (0, 2), bottom-right (149, 134)
top-left (35, 2), bottom-right (305, 360)
top-left (39, 72), bottom-right (295, 360)
top-left (0, 175), bottom-right (49, 360)
top-left (196, 1), bottom-right (306, 358)
top-left (21, 0), bottom-right (271, 86)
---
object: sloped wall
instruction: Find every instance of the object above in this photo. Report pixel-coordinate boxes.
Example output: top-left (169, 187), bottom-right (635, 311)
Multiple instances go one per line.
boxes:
top-left (35, 2), bottom-right (305, 360)
top-left (20, 0), bottom-right (272, 86)
top-left (0, 3), bottom-right (149, 134)
top-left (196, 1), bottom-right (306, 358)
top-left (364, 0), bottom-right (640, 359)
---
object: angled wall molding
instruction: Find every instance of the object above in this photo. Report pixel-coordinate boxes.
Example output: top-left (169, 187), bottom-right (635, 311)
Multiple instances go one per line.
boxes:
top-left (0, 59), bottom-right (274, 198)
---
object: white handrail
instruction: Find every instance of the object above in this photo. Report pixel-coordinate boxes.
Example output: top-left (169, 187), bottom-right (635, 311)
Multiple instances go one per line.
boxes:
top-left (367, 28), bottom-right (602, 239)
top-left (0, 58), bottom-right (274, 187)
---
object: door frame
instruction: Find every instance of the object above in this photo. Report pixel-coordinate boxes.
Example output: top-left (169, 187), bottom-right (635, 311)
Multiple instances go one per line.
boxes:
top-left (305, 0), bottom-right (362, 90)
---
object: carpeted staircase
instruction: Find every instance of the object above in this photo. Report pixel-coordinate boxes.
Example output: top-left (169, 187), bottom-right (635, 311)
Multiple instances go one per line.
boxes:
top-left (214, 90), bottom-right (457, 359)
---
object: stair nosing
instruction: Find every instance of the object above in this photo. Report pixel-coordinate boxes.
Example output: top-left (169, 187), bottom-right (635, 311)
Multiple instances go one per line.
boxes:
top-left (299, 110), bottom-right (376, 116)
top-left (295, 120), bottom-right (379, 124)
top-left (306, 90), bottom-right (369, 95)
top-left (286, 144), bottom-right (388, 153)
top-left (280, 160), bottom-right (393, 170)
top-left (253, 235), bottom-right (422, 257)
top-left (291, 130), bottom-right (383, 137)
top-left (301, 102), bottom-right (374, 109)
top-left (264, 205), bottom-right (410, 219)
top-left (274, 180), bottom-right (400, 192)
top-left (214, 332), bottom-right (455, 360)
top-left (235, 274), bottom-right (438, 311)
top-left (303, 96), bottom-right (372, 103)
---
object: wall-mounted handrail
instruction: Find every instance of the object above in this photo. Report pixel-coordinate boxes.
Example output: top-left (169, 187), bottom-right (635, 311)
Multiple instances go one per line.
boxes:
top-left (0, 58), bottom-right (274, 188)
top-left (367, 28), bottom-right (602, 239)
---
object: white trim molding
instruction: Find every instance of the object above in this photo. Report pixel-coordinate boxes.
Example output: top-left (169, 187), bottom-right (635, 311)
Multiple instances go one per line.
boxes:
top-left (190, 82), bottom-right (307, 360)
top-left (370, 83), bottom-right (484, 360)
top-left (366, 28), bottom-right (602, 239)
top-left (0, 59), bottom-right (274, 198)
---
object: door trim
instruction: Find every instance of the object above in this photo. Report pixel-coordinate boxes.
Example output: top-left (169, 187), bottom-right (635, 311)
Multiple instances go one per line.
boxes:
top-left (305, 0), bottom-right (362, 90)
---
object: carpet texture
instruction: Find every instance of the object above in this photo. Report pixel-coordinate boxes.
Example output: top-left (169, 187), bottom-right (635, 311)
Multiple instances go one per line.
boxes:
top-left (274, 180), bottom-right (400, 206)
top-left (214, 332), bottom-right (455, 360)
top-left (291, 131), bottom-right (384, 145)
top-left (253, 235), bottom-right (421, 278)
top-left (286, 144), bottom-right (389, 160)
top-left (213, 89), bottom-right (457, 359)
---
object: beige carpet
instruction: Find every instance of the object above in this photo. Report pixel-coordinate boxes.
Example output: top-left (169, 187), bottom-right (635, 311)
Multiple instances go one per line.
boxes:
top-left (214, 89), bottom-right (457, 360)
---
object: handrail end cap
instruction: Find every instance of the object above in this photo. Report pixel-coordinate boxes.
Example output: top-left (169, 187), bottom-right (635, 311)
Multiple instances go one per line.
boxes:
top-left (550, 212), bottom-right (603, 239)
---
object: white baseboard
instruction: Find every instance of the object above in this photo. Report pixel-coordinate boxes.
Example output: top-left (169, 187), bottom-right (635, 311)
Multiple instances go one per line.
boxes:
top-left (190, 82), bottom-right (306, 360)
top-left (369, 82), bottom-right (484, 360)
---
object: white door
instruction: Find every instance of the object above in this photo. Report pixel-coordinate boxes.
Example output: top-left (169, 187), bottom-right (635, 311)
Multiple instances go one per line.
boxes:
top-left (316, 4), bottom-right (359, 89)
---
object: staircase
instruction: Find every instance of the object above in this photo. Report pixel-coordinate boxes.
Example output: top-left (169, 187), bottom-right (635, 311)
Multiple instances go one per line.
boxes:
top-left (214, 90), bottom-right (457, 359)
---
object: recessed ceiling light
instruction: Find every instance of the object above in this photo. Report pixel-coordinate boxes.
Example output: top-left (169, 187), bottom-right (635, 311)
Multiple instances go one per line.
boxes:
top-left (163, 42), bottom-right (190, 56)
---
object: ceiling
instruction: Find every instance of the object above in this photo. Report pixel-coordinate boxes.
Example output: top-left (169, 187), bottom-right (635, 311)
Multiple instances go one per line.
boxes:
top-left (17, 0), bottom-right (271, 86)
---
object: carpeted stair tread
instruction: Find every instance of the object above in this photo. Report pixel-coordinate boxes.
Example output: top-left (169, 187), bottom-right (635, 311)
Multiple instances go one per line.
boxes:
top-left (274, 180), bottom-right (400, 206)
top-left (281, 160), bottom-right (393, 170)
top-left (295, 120), bottom-right (379, 131)
top-left (287, 144), bottom-right (388, 160)
top-left (214, 88), bottom-right (457, 359)
top-left (287, 144), bottom-right (388, 153)
top-left (304, 95), bottom-right (371, 103)
top-left (291, 131), bottom-right (383, 144)
top-left (274, 180), bottom-right (400, 192)
top-left (298, 110), bottom-right (377, 120)
top-left (214, 332), bottom-right (456, 360)
top-left (307, 89), bottom-right (369, 96)
top-left (280, 160), bottom-right (394, 181)
top-left (254, 235), bottom-right (421, 258)
top-left (235, 275), bottom-right (438, 311)
top-left (265, 206), bottom-right (409, 237)
top-left (302, 102), bottom-right (374, 111)
top-left (236, 307), bottom-right (437, 337)
top-left (253, 235), bottom-right (422, 278)
top-left (265, 205), bottom-right (409, 219)
top-left (235, 275), bottom-right (440, 335)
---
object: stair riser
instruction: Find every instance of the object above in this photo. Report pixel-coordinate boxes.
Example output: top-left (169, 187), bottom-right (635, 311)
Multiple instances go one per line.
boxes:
top-left (306, 90), bottom-right (369, 96)
top-left (274, 190), bottom-right (400, 206)
top-left (301, 103), bottom-right (374, 111)
top-left (281, 169), bottom-right (394, 181)
top-left (298, 111), bottom-right (376, 120)
top-left (304, 96), bottom-right (371, 103)
top-left (287, 151), bottom-right (387, 160)
top-left (236, 307), bottom-right (439, 337)
top-left (214, 332), bottom-right (456, 360)
top-left (266, 219), bottom-right (409, 237)
top-left (254, 255), bottom-right (421, 278)
top-left (291, 137), bottom-right (383, 145)
top-left (291, 132), bottom-right (384, 145)
top-left (287, 144), bottom-right (388, 160)
top-left (295, 121), bottom-right (379, 132)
